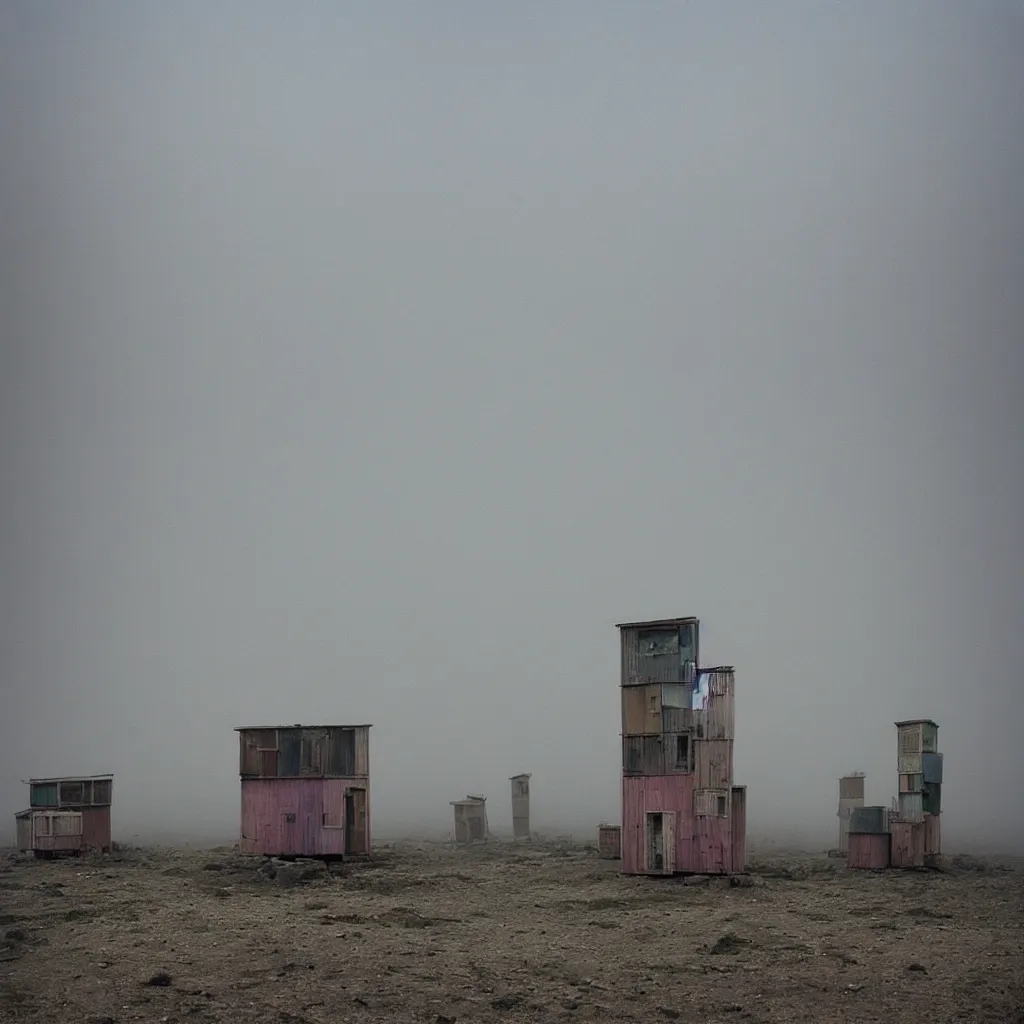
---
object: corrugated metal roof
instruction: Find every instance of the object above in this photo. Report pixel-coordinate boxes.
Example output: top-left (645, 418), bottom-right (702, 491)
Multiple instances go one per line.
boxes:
top-left (508, 773), bottom-right (531, 780)
top-left (234, 724), bottom-right (373, 731)
top-left (615, 616), bottom-right (699, 630)
top-left (26, 775), bottom-right (113, 784)
top-left (894, 719), bottom-right (938, 728)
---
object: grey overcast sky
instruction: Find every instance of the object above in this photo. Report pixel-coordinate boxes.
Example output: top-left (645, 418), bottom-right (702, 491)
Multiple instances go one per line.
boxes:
top-left (1, 2), bottom-right (1022, 849)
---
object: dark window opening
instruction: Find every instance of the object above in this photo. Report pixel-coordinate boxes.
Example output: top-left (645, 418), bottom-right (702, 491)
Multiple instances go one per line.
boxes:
top-left (716, 795), bottom-right (727, 817)
top-left (283, 813), bottom-right (296, 824)
top-left (675, 735), bottom-right (690, 769)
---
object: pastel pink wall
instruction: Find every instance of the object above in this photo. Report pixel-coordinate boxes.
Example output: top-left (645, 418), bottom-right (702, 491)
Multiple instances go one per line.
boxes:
top-left (239, 778), bottom-right (368, 857)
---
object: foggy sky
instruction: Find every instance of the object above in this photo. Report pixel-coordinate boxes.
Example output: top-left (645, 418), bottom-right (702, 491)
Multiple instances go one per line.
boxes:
top-left (2, 3), bottom-right (1022, 849)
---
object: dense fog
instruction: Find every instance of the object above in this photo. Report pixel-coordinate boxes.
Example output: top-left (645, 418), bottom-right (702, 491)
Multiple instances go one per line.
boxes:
top-left (2, 3), bottom-right (1022, 853)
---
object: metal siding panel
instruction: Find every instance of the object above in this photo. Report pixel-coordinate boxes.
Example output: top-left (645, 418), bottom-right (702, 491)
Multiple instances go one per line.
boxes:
top-left (662, 705), bottom-right (694, 734)
top-left (898, 722), bottom-right (922, 754)
top-left (16, 814), bottom-right (32, 851)
top-left (921, 722), bottom-right (938, 753)
top-left (278, 730), bottom-right (301, 777)
top-left (695, 739), bottom-right (733, 789)
top-left (923, 813), bottom-right (941, 857)
top-left (597, 825), bottom-right (621, 859)
top-left (848, 833), bottom-right (891, 870)
top-left (354, 727), bottom-right (370, 778)
top-left (891, 821), bottom-right (925, 868)
top-left (921, 752), bottom-right (943, 785)
top-left (326, 729), bottom-right (356, 777)
top-left (694, 814), bottom-right (730, 874)
top-left (899, 773), bottom-right (923, 794)
top-left (30, 783), bottom-right (58, 808)
top-left (897, 754), bottom-right (923, 775)
top-left (730, 786), bottom-right (746, 873)
top-left (81, 807), bottom-right (111, 851)
top-left (922, 782), bottom-right (941, 815)
top-left (703, 670), bottom-right (736, 740)
top-left (621, 775), bottom-right (696, 875)
top-left (622, 685), bottom-right (662, 735)
top-left (850, 806), bottom-right (889, 833)
top-left (898, 792), bottom-right (924, 821)
top-left (837, 797), bottom-right (864, 816)
top-left (664, 731), bottom-right (693, 773)
top-left (621, 622), bottom-right (698, 685)
top-left (838, 776), bottom-right (865, 801)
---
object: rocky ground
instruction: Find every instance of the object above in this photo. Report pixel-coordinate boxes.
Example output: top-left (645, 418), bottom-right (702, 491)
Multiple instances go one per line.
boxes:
top-left (0, 839), bottom-right (1021, 1023)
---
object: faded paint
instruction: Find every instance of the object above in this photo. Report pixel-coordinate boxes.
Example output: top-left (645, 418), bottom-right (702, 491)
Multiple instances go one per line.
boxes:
top-left (730, 786), bottom-right (746, 873)
top-left (703, 669), bottom-right (736, 740)
top-left (849, 806), bottom-right (889, 834)
top-left (510, 774), bottom-right (530, 840)
top-left (451, 797), bottom-right (488, 844)
top-left (921, 752), bottom-right (943, 785)
top-left (694, 813), bottom-right (731, 873)
top-left (238, 726), bottom-right (371, 779)
top-left (621, 684), bottom-right (663, 735)
top-left (622, 774), bottom-right (696, 875)
top-left (695, 739), bottom-right (733, 789)
top-left (15, 811), bottom-right (32, 852)
top-left (838, 774), bottom-right (866, 801)
top-left (618, 618), bottom-right (699, 685)
top-left (898, 792), bottom-right (924, 821)
top-left (663, 731), bottom-right (693, 773)
top-left (239, 778), bottom-right (370, 858)
top-left (897, 754), bottom-right (923, 775)
top-left (924, 813), bottom-right (941, 858)
top-left (622, 734), bottom-right (665, 776)
top-left (597, 824), bottom-right (621, 860)
top-left (848, 832), bottom-right (891, 870)
top-left (890, 820), bottom-right (925, 869)
top-left (693, 787), bottom-right (730, 819)
top-left (899, 773), bottom-right (923, 794)
top-left (895, 719), bottom-right (938, 756)
top-left (80, 807), bottom-right (112, 852)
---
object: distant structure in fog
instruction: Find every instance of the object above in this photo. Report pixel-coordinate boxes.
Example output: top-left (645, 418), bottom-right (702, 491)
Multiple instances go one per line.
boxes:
top-left (837, 772), bottom-right (866, 855)
top-left (597, 823), bottom-right (622, 860)
top-left (15, 774), bottom-right (113, 857)
top-left (451, 795), bottom-right (489, 844)
top-left (891, 719), bottom-right (942, 869)
top-left (617, 616), bottom-right (746, 876)
top-left (848, 719), bottom-right (943, 871)
top-left (235, 725), bottom-right (371, 859)
top-left (509, 774), bottom-right (531, 840)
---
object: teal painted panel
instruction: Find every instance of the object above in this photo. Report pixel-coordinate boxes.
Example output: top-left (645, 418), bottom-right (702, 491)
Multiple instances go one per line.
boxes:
top-left (30, 784), bottom-right (58, 807)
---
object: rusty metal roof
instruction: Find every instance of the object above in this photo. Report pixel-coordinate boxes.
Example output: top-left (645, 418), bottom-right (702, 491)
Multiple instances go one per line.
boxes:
top-left (233, 724), bottom-right (373, 731)
top-left (615, 616), bottom-right (698, 630)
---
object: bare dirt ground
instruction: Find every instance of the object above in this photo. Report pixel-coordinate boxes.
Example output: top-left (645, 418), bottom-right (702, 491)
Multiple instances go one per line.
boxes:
top-left (0, 839), bottom-right (1021, 1024)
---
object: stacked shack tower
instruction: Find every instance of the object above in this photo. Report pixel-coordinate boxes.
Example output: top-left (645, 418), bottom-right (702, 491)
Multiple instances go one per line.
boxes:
top-left (617, 616), bottom-right (746, 876)
top-left (891, 718), bottom-right (942, 868)
top-left (837, 773), bottom-right (866, 855)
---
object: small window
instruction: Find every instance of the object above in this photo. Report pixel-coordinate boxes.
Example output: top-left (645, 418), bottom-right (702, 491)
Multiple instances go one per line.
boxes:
top-left (716, 795), bottom-right (727, 818)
